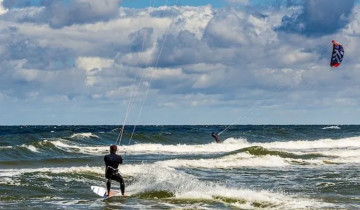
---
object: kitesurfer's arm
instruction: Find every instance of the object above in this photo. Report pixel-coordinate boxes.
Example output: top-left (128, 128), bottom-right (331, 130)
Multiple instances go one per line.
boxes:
top-left (118, 155), bottom-right (123, 164)
top-left (104, 155), bottom-right (107, 166)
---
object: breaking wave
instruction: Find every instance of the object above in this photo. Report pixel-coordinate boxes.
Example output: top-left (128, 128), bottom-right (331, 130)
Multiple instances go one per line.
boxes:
top-left (70, 133), bottom-right (99, 139)
top-left (0, 163), bottom-right (331, 209)
top-left (322, 126), bottom-right (341, 130)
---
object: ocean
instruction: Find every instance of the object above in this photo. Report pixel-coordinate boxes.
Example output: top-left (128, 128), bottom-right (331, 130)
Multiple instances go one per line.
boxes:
top-left (0, 125), bottom-right (359, 209)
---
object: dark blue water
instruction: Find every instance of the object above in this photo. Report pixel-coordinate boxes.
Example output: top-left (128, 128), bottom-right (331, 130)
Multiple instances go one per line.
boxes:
top-left (0, 125), bottom-right (359, 209)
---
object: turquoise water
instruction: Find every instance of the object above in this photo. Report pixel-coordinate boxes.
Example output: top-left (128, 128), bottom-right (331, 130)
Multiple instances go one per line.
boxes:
top-left (0, 125), bottom-right (359, 209)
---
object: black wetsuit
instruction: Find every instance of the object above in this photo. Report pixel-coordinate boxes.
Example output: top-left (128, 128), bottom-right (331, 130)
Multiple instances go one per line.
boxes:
top-left (212, 133), bottom-right (221, 143)
top-left (104, 154), bottom-right (125, 195)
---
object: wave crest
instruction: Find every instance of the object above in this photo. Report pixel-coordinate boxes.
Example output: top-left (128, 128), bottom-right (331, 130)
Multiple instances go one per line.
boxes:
top-left (70, 133), bottom-right (99, 139)
top-left (322, 126), bottom-right (341, 130)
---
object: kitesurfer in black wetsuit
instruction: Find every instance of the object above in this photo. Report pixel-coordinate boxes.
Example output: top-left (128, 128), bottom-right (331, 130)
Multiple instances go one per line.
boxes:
top-left (104, 145), bottom-right (125, 196)
top-left (212, 132), bottom-right (221, 143)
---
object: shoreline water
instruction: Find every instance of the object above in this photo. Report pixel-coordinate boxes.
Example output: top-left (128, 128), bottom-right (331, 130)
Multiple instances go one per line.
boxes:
top-left (0, 125), bottom-right (359, 209)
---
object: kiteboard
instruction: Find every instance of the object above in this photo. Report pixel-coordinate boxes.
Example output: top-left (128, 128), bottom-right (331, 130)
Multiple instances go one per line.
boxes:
top-left (91, 186), bottom-right (123, 199)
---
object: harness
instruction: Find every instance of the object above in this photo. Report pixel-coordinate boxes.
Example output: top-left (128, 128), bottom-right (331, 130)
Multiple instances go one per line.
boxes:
top-left (106, 166), bottom-right (119, 175)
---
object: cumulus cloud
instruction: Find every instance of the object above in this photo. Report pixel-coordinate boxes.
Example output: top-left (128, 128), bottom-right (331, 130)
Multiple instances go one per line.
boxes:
top-left (0, 0), bottom-right (7, 15)
top-left (1, 2), bottom-right (360, 124)
top-left (4, 34), bottom-right (74, 70)
top-left (278, 0), bottom-right (355, 35)
top-left (76, 56), bottom-right (113, 72)
top-left (44, 0), bottom-right (121, 28)
top-left (2, 0), bottom-right (121, 28)
top-left (156, 30), bottom-right (210, 66)
top-left (76, 56), bottom-right (114, 86)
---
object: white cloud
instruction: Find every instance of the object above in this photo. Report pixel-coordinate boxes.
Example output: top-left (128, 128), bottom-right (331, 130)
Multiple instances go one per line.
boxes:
top-left (171, 5), bottom-right (213, 39)
top-left (145, 67), bottom-right (184, 80)
top-left (76, 56), bottom-right (113, 71)
top-left (0, 0), bottom-right (7, 16)
top-left (2, 4), bottom-right (360, 124)
top-left (192, 68), bottom-right (226, 89)
top-left (116, 43), bottom-right (156, 67)
top-left (278, 0), bottom-right (355, 35)
top-left (76, 56), bottom-right (113, 86)
top-left (12, 68), bottom-right (39, 81)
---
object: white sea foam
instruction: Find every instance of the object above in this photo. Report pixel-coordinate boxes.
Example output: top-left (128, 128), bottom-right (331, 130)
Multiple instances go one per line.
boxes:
top-left (124, 164), bottom-right (331, 209)
top-left (18, 136), bottom-right (360, 158)
top-left (42, 136), bottom-right (360, 166)
top-left (70, 132), bottom-right (99, 139)
top-left (17, 139), bottom-right (61, 152)
top-left (22, 144), bottom-right (39, 153)
top-left (0, 165), bottom-right (102, 175)
top-left (0, 162), bottom-right (333, 208)
top-left (14, 164), bottom-right (320, 208)
top-left (158, 153), bottom-right (290, 169)
top-left (320, 148), bottom-right (360, 158)
top-left (322, 125), bottom-right (341, 130)
top-left (51, 140), bottom-right (77, 149)
top-left (51, 140), bottom-right (108, 155)
top-left (248, 136), bottom-right (360, 151)
top-left (329, 156), bottom-right (360, 164)
top-left (49, 138), bottom-right (250, 156)
top-left (17, 135), bottom-right (358, 169)
top-left (44, 199), bottom-right (82, 206)
top-left (123, 139), bottom-right (249, 154)
top-left (0, 177), bottom-right (23, 186)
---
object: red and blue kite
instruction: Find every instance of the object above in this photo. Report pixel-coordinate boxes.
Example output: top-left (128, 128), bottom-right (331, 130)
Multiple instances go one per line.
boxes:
top-left (330, 40), bottom-right (344, 68)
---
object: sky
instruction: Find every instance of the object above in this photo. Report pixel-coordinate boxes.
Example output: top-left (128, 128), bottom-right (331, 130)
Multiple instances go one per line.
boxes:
top-left (1, 0), bottom-right (360, 125)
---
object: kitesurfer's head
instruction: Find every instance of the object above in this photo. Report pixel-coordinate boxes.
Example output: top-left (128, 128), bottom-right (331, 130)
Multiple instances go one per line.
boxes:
top-left (110, 145), bottom-right (117, 154)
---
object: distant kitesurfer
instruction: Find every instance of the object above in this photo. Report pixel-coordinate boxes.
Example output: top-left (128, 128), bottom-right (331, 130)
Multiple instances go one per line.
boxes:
top-left (211, 132), bottom-right (221, 143)
top-left (104, 145), bottom-right (125, 197)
